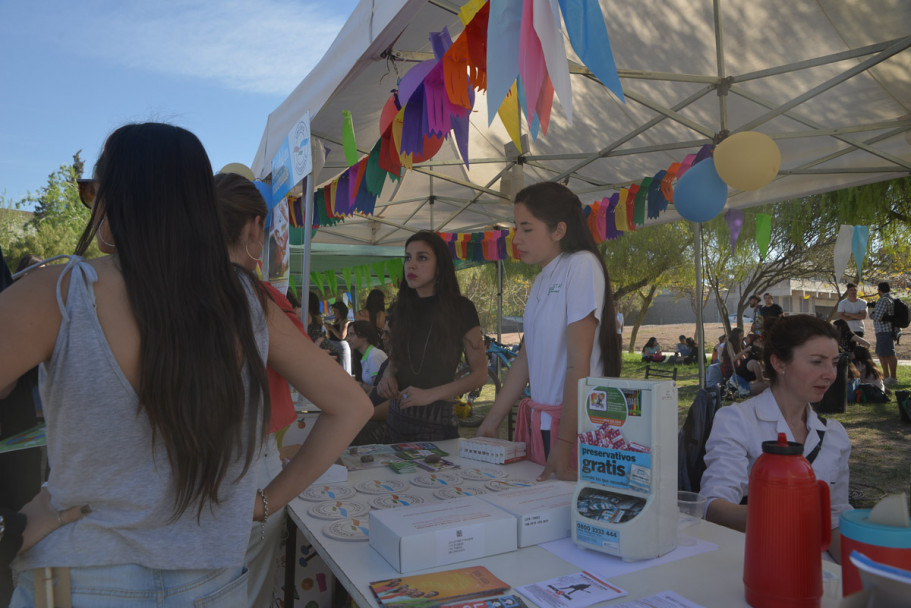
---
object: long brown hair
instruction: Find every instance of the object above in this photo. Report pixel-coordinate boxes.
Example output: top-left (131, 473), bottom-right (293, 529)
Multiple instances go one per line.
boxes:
top-left (76, 123), bottom-right (270, 519)
top-left (514, 182), bottom-right (621, 377)
top-left (389, 231), bottom-right (465, 376)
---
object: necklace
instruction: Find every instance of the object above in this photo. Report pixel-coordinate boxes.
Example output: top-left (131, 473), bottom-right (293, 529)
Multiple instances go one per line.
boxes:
top-left (408, 323), bottom-right (433, 375)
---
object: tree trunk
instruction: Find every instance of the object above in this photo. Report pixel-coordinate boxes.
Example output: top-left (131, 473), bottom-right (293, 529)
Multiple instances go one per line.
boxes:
top-left (627, 284), bottom-right (659, 354)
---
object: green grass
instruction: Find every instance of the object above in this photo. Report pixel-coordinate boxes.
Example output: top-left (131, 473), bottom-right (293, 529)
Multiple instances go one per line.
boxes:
top-left (460, 355), bottom-right (911, 506)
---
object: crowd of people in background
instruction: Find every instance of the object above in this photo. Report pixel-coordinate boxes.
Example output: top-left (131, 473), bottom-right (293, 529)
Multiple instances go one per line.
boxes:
top-left (0, 128), bottom-right (906, 605)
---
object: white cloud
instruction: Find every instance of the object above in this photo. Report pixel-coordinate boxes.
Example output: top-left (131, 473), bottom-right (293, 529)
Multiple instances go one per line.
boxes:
top-left (45, 0), bottom-right (354, 96)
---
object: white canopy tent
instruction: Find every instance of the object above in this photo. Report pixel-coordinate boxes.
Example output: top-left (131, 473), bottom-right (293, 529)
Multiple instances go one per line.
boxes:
top-left (253, 0), bottom-right (911, 249)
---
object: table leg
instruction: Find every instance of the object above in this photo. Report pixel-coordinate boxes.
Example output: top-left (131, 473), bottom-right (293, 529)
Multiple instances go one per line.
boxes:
top-left (285, 511), bottom-right (296, 608)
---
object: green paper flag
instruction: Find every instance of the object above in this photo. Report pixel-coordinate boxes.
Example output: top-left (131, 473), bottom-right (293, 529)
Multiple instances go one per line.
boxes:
top-left (342, 267), bottom-right (353, 291)
top-left (310, 272), bottom-right (325, 297)
top-left (371, 261), bottom-right (387, 284)
top-left (365, 140), bottom-right (386, 196)
top-left (357, 265), bottom-right (371, 290)
top-left (634, 179), bottom-right (650, 226)
top-left (755, 213), bottom-right (772, 260)
top-left (288, 275), bottom-right (298, 300)
top-left (326, 270), bottom-right (338, 296)
top-left (342, 111), bottom-right (358, 167)
top-left (386, 259), bottom-right (404, 286)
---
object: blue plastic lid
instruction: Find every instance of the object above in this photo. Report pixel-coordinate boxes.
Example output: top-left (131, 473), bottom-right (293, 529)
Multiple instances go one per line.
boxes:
top-left (840, 509), bottom-right (911, 549)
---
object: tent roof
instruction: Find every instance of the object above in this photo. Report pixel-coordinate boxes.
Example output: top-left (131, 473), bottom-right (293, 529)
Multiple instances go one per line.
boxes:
top-left (253, 0), bottom-right (911, 247)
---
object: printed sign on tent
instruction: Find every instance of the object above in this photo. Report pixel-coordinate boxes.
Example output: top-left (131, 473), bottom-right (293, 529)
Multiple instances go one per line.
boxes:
top-left (271, 111), bottom-right (312, 205)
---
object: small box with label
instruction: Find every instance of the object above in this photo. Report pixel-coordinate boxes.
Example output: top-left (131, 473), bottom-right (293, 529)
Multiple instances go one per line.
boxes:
top-left (479, 480), bottom-right (575, 547)
top-left (572, 378), bottom-right (679, 561)
top-left (369, 497), bottom-right (518, 572)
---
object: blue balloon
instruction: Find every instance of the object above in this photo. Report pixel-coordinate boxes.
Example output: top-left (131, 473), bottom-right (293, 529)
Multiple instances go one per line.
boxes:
top-left (673, 158), bottom-right (728, 223)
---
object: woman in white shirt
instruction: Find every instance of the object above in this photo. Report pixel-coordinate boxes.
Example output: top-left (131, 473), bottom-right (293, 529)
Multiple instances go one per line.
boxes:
top-left (478, 182), bottom-right (621, 481)
top-left (701, 314), bottom-right (851, 562)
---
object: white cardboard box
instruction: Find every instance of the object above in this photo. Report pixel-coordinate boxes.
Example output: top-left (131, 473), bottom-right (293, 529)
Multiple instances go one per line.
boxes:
top-left (368, 497), bottom-right (518, 572)
top-left (479, 481), bottom-right (575, 547)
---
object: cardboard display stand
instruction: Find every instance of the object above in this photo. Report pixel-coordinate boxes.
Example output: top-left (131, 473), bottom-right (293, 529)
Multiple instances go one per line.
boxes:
top-left (571, 378), bottom-right (679, 561)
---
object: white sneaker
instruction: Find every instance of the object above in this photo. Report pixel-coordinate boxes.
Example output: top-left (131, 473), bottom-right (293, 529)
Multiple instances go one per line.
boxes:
top-left (884, 377), bottom-right (897, 387)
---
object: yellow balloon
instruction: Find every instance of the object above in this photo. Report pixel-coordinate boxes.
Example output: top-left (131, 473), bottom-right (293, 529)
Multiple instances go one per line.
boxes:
top-left (714, 132), bottom-right (781, 191)
top-left (218, 162), bottom-right (255, 181)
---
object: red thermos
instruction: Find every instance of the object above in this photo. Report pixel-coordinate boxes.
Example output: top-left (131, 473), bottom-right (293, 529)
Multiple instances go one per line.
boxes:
top-left (743, 433), bottom-right (831, 608)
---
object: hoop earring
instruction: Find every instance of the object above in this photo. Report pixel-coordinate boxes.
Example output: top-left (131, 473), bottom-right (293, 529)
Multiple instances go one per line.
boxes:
top-left (245, 241), bottom-right (263, 263)
top-left (98, 218), bottom-right (116, 249)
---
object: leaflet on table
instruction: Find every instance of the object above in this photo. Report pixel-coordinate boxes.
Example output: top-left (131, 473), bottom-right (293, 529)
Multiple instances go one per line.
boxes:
top-left (516, 571), bottom-right (626, 608)
top-left (438, 594), bottom-right (528, 608)
top-left (369, 565), bottom-right (509, 607)
top-left (339, 444), bottom-right (400, 470)
top-left (392, 442), bottom-right (450, 461)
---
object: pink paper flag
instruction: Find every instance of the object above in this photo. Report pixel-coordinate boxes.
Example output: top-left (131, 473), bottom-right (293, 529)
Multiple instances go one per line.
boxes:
top-left (676, 154), bottom-right (697, 179)
top-left (533, 0), bottom-right (572, 124)
top-left (518, 0), bottom-right (547, 125)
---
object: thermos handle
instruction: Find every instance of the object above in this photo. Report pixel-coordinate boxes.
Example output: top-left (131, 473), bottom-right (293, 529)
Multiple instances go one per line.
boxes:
top-left (817, 480), bottom-right (831, 552)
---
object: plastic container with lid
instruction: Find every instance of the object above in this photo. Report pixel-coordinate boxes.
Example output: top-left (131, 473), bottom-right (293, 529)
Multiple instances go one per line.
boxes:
top-left (839, 508), bottom-right (911, 596)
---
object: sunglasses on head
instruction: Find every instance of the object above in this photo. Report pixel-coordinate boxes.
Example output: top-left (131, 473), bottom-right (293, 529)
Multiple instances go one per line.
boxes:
top-left (77, 179), bottom-right (97, 209)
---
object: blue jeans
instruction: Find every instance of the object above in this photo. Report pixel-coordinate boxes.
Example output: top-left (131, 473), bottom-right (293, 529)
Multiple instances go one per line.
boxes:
top-left (11, 564), bottom-right (248, 607)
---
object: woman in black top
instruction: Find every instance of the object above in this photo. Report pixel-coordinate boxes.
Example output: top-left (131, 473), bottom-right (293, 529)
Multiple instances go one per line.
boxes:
top-left (377, 231), bottom-right (487, 441)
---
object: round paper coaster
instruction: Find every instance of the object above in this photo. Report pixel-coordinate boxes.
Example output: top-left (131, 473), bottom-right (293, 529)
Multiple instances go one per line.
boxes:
top-left (307, 500), bottom-right (371, 520)
top-left (369, 493), bottom-right (426, 509)
top-left (459, 467), bottom-right (509, 481)
top-left (355, 479), bottom-right (410, 495)
top-left (322, 517), bottom-right (369, 542)
top-left (433, 486), bottom-right (488, 500)
top-left (300, 484), bottom-right (357, 502)
top-left (409, 472), bottom-right (463, 488)
top-left (485, 478), bottom-right (538, 492)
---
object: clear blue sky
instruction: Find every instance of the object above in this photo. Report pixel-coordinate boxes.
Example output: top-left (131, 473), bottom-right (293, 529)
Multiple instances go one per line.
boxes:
top-left (0, 0), bottom-right (360, 210)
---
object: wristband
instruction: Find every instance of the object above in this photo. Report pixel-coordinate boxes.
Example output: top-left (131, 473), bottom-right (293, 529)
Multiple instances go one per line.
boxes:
top-left (258, 488), bottom-right (270, 541)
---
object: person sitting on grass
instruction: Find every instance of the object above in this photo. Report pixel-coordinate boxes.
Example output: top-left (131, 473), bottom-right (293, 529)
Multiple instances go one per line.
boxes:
top-left (641, 337), bottom-right (666, 363)
top-left (668, 335), bottom-right (694, 364)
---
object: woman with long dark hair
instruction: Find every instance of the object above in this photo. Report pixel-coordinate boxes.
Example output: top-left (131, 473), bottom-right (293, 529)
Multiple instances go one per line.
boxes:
top-left (478, 182), bottom-right (620, 481)
top-left (377, 231), bottom-right (487, 441)
top-left (1, 123), bottom-right (371, 605)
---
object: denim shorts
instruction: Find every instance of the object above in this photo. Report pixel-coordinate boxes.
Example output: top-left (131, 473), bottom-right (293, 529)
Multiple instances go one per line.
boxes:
top-left (875, 331), bottom-right (896, 357)
top-left (11, 564), bottom-right (248, 608)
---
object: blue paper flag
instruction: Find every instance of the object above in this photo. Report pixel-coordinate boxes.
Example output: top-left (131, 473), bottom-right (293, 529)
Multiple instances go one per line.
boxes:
top-left (557, 0), bottom-right (625, 102)
top-left (486, 0), bottom-right (523, 125)
top-left (852, 225), bottom-right (870, 280)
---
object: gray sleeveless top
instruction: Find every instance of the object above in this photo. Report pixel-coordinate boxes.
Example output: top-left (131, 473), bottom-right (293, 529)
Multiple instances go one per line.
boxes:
top-left (14, 257), bottom-right (269, 571)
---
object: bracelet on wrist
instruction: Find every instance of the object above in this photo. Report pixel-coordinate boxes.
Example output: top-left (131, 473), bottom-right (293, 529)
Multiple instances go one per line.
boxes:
top-left (258, 488), bottom-right (270, 541)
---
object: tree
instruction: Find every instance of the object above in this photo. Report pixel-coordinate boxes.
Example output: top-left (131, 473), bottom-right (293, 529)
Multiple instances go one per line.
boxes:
top-left (601, 222), bottom-right (694, 352)
top-left (2, 152), bottom-right (100, 272)
top-left (700, 176), bottom-right (911, 336)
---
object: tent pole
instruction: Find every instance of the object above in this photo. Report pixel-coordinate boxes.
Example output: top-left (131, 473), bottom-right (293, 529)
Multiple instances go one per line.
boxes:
top-left (496, 260), bottom-right (504, 344)
top-left (301, 175), bottom-right (315, 326)
top-left (695, 222), bottom-right (706, 389)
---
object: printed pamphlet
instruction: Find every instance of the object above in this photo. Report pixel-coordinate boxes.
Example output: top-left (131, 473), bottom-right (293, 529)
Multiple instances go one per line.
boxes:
top-left (516, 571), bottom-right (626, 608)
top-left (370, 566), bottom-right (509, 608)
